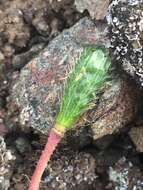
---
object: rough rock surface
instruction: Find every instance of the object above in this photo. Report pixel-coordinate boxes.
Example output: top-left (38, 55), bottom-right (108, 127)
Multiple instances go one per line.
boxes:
top-left (108, 0), bottom-right (143, 86)
top-left (90, 77), bottom-right (138, 140)
top-left (9, 17), bottom-right (139, 142)
top-left (0, 137), bottom-right (15, 190)
top-left (43, 149), bottom-right (96, 190)
top-left (0, 0), bottom-right (85, 80)
top-left (129, 126), bottom-right (143, 152)
top-left (12, 43), bottom-right (45, 70)
top-left (0, 0), bottom-right (83, 50)
top-left (9, 17), bottom-right (106, 133)
top-left (75, 0), bottom-right (109, 20)
top-left (108, 157), bottom-right (143, 190)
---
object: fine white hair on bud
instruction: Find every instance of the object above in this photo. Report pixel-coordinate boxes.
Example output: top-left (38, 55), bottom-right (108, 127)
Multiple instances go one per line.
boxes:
top-left (56, 47), bottom-right (111, 129)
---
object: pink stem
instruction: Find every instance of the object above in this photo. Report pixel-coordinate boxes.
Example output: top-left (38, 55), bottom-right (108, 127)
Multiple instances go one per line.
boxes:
top-left (28, 129), bottom-right (62, 190)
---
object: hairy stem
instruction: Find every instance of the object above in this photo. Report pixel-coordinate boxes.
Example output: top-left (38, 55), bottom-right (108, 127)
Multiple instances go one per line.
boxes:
top-left (28, 128), bottom-right (64, 190)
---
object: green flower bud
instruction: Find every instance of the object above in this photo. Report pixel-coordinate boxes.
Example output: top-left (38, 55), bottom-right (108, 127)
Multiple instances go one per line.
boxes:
top-left (56, 46), bottom-right (111, 129)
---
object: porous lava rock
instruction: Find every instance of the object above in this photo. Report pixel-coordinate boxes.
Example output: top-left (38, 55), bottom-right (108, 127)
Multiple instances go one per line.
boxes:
top-left (108, 0), bottom-right (143, 86)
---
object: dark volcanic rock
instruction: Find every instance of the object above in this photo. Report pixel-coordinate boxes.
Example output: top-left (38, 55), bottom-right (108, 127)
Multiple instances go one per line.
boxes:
top-left (9, 17), bottom-right (139, 142)
top-left (108, 157), bottom-right (143, 190)
top-left (9, 17), bottom-right (106, 134)
top-left (108, 0), bottom-right (143, 86)
top-left (129, 126), bottom-right (143, 152)
top-left (12, 43), bottom-right (45, 70)
top-left (43, 149), bottom-right (96, 190)
top-left (75, 0), bottom-right (110, 20)
top-left (90, 77), bottom-right (138, 140)
top-left (0, 137), bottom-right (15, 190)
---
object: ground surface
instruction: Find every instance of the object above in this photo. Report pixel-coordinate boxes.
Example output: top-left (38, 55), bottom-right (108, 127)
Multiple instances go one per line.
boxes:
top-left (0, 0), bottom-right (143, 190)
